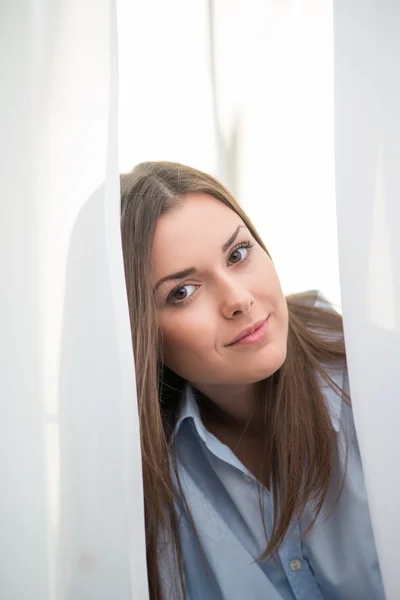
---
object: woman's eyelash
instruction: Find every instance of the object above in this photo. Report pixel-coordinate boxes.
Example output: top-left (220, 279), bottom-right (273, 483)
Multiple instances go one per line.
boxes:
top-left (231, 240), bottom-right (254, 251)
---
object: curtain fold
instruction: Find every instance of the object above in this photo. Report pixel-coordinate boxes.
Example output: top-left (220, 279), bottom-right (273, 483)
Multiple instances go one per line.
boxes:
top-left (334, 2), bottom-right (400, 598)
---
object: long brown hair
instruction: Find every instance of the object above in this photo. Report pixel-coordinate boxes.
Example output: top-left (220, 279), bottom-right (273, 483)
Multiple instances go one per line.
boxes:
top-left (120, 161), bottom-right (348, 600)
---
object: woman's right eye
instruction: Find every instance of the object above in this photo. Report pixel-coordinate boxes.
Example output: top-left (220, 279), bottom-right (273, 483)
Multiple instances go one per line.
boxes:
top-left (167, 284), bottom-right (197, 306)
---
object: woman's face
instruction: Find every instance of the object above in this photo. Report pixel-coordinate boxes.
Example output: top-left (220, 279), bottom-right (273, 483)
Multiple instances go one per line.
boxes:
top-left (152, 193), bottom-right (289, 386)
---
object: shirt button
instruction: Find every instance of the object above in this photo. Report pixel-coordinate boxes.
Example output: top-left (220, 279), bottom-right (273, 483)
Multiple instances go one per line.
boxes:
top-left (289, 559), bottom-right (302, 571)
top-left (242, 474), bottom-right (254, 484)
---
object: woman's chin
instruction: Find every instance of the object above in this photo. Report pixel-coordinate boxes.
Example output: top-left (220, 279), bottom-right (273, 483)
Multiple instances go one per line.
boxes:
top-left (241, 343), bottom-right (287, 381)
top-left (217, 347), bottom-right (288, 385)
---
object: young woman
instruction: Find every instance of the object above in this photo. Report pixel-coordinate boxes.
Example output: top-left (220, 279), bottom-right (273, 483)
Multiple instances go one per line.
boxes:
top-left (120, 162), bottom-right (384, 600)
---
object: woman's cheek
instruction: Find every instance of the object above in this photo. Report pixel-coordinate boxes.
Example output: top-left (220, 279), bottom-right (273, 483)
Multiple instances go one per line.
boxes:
top-left (160, 307), bottom-right (212, 350)
top-left (161, 311), bottom-right (215, 377)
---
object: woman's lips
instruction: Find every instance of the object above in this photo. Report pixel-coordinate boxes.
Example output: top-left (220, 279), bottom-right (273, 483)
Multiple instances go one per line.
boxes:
top-left (227, 317), bottom-right (269, 346)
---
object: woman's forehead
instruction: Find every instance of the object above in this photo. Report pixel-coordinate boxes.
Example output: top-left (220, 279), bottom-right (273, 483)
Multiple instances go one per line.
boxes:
top-left (152, 193), bottom-right (244, 274)
top-left (156, 193), bottom-right (241, 244)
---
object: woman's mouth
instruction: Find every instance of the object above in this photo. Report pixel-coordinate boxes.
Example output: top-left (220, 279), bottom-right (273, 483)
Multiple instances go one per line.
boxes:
top-left (227, 317), bottom-right (270, 346)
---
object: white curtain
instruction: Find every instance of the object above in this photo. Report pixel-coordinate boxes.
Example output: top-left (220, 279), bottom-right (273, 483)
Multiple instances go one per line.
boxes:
top-left (334, 2), bottom-right (400, 598)
top-left (0, 1), bottom-right (148, 598)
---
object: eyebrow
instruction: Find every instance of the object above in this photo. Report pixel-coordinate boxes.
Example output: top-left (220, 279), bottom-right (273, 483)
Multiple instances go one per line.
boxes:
top-left (155, 225), bottom-right (245, 291)
top-left (221, 225), bottom-right (243, 252)
top-left (155, 267), bottom-right (197, 291)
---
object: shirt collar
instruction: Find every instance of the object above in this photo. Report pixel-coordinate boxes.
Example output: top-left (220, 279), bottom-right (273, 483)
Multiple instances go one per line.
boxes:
top-left (171, 385), bottom-right (208, 443)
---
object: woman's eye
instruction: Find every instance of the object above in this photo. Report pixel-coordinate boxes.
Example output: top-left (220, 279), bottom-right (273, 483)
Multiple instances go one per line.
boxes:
top-left (228, 246), bottom-right (248, 265)
top-left (169, 284), bottom-right (197, 304)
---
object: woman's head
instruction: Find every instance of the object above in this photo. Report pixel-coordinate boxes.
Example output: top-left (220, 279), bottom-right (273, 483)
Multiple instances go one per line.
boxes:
top-left (121, 162), bottom-right (288, 392)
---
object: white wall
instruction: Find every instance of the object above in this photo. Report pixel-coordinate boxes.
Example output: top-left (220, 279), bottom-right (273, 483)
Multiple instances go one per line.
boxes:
top-left (117, 0), bottom-right (217, 175)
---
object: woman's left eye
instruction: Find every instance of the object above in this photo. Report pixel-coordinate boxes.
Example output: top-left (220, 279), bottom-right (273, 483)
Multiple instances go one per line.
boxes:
top-left (228, 242), bottom-right (254, 265)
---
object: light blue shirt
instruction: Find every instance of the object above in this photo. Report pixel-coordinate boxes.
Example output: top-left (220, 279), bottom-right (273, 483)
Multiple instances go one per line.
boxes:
top-left (161, 364), bottom-right (385, 600)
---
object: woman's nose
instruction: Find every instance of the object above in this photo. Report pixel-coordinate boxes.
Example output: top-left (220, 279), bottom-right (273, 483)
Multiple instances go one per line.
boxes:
top-left (219, 276), bottom-right (255, 319)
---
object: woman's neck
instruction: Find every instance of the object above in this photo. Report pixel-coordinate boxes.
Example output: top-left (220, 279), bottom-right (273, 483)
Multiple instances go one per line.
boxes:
top-left (191, 380), bottom-right (271, 486)
top-left (191, 380), bottom-right (267, 437)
